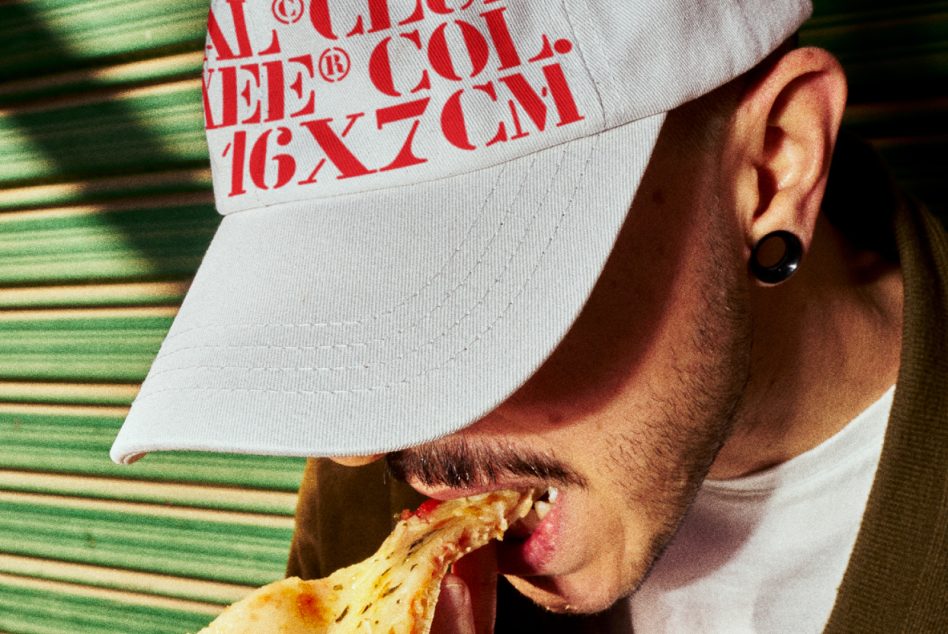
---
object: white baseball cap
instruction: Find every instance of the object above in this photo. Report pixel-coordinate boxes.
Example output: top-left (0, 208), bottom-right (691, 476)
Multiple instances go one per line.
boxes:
top-left (111, 0), bottom-right (812, 463)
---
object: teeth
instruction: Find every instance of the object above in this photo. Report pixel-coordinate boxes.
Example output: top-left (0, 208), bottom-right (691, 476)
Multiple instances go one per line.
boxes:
top-left (511, 488), bottom-right (561, 538)
top-left (530, 487), bottom-right (558, 521)
top-left (534, 500), bottom-right (552, 520)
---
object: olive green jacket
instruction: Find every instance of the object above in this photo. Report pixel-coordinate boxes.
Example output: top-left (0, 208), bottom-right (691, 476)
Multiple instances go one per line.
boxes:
top-left (287, 177), bottom-right (948, 633)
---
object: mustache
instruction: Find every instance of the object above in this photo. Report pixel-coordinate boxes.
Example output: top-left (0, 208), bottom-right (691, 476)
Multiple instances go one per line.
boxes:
top-left (386, 438), bottom-right (587, 490)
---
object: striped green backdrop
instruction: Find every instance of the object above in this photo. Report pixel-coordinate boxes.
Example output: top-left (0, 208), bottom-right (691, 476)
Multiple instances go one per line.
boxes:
top-left (0, 1), bottom-right (945, 633)
top-left (0, 2), bottom-right (301, 632)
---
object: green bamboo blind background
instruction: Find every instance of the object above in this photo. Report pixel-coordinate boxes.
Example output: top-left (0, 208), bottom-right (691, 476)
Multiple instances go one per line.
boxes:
top-left (0, 1), bottom-right (945, 632)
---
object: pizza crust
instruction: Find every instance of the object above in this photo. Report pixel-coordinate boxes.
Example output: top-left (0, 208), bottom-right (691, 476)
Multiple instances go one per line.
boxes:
top-left (198, 489), bottom-right (534, 633)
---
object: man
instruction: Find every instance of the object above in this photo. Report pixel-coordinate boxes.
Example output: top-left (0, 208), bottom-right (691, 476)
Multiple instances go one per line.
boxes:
top-left (111, 0), bottom-right (947, 631)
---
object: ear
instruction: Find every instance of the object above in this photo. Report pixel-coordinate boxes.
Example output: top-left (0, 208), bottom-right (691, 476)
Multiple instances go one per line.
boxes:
top-left (726, 47), bottom-right (847, 267)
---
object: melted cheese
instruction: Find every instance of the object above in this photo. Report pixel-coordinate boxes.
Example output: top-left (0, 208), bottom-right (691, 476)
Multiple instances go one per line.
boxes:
top-left (198, 490), bottom-right (534, 634)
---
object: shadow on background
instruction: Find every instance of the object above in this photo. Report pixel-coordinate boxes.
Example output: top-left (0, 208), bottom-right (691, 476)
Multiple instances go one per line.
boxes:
top-left (0, 0), bottom-right (218, 278)
top-left (801, 0), bottom-right (948, 221)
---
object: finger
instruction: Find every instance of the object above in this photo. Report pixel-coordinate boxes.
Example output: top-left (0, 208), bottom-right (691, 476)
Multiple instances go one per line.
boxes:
top-left (452, 543), bottom-right (498, 634)
top-left (327, 454), bottom-right (382, 467)
top-left (431, 574), bottom-right (475, 634)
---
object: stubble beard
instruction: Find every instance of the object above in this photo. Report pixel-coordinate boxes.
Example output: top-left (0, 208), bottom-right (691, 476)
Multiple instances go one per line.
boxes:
top-left (611, 206), bottom-right (753, 599)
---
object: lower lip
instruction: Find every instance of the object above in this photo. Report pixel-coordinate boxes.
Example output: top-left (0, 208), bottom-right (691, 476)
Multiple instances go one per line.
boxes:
top-left (497, 494), bottom-right (564, 575)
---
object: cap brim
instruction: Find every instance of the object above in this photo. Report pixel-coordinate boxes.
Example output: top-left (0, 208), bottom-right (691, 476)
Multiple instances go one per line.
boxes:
top-left (110, 114), bottom-right (665, 464)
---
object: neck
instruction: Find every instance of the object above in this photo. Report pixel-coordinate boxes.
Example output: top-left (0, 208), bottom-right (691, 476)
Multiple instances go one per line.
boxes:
top-left (709, 215), bottom-right (904, 479)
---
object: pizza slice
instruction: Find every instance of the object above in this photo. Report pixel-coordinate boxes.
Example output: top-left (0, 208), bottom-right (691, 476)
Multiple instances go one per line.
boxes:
top-left (198, 489), bottom-right (535, 633)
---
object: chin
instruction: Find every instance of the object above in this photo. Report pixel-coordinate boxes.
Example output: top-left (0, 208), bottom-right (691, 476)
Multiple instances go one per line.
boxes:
top-left (503, 570), bottom-right (632, 615)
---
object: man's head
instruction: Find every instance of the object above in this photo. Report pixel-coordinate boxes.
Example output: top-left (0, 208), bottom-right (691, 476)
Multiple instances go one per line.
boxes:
top-left (111, 0), bottom-right (855, 612)
top-left (340, 45), bottom-right (849, 612)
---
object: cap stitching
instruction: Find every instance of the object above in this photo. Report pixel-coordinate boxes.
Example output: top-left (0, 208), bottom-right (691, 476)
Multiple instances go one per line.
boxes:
top-left (152, 152), bottom-right (545, 364)
top-left (159, 161), bottom-right (521, 350)
top-left (144, 146), bottom-right (571, 379)
top-left (562, 0), bottom-right (614, 120)
top-left (132, 136), bottom-right (599, 401)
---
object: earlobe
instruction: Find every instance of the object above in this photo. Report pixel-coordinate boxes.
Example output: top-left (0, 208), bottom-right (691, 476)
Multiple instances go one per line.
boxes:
top-left (730, 47), bottom-right (848, 267)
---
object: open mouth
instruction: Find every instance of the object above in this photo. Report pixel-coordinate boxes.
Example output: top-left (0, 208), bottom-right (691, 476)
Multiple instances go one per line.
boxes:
top-left (509, 487), bottom-right (560, 538)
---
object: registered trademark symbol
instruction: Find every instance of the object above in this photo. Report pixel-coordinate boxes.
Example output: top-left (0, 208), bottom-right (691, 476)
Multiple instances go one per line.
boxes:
top-left (318, 47), bottom-right (351, 82)
top-left (272, 0), bottom-right (304, 25)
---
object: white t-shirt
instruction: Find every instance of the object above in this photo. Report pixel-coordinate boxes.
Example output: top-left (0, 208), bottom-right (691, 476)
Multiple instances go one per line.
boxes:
top-left (626, 386), bottom-right (895, 634)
